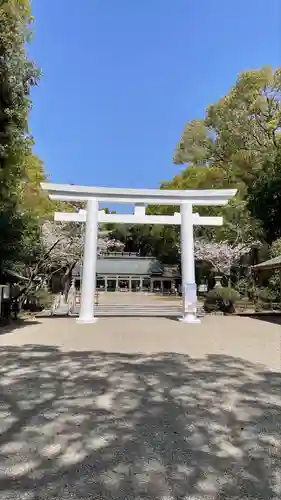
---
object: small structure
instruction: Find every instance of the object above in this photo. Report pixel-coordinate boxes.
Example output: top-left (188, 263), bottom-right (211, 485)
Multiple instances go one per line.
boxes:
top-left (253, 255), bottom-right (281, 300)
top-left (0, 269), bottom-right (29, 321)
top-left (252, 255), bottom-right (281, 272)
top-left (41, 183), bottom-right (236, 324)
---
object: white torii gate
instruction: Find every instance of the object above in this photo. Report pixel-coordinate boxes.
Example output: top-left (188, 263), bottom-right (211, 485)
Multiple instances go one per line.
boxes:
top-left (41, 183), bottom-right (237, 324)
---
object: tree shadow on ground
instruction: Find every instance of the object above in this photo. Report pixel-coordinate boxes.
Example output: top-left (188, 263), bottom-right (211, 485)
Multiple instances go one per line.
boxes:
top-left (238, 313), bottom-right (281, 326)
top-left (0, 346), bottom-right (280, 499)
top-left (0, 319), bottom-right (41, 335)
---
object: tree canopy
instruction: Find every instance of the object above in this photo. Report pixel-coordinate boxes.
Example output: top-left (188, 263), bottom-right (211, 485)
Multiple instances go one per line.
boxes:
top-left (174, 66), bottom-right (281, 185)
top-left (248, 152), bottom-right (281, 243)
top-left (0, 0), bottom-right (39, 268)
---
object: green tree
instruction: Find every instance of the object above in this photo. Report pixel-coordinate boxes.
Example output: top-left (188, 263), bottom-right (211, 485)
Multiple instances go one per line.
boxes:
top-left (248, 152), bottom-right (281, 243)
top-left (20, 154), bottom-right (55, 217)
top-left (174, 66), bottom-right (281, 186)
top-left (157, 164), bottom-right (262, 245)
top-left (108, 223), bottom-right (180, 264)
top-left (270, 238), bottom-right (281, 258)
top-left (0, 0), bottom-right (39, 269)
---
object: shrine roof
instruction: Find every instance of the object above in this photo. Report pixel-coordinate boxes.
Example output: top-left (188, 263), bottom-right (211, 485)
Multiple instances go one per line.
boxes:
top-left (252, 255), bottom-right (281, 271)
top-left (73, 257), bottom-right (180, 278)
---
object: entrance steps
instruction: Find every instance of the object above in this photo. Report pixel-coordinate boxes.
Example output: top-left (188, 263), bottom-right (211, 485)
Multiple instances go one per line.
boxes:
top-left (44, 292), bottom-right (205, 318)
top-left (70, 303), bottom-right (205, 318)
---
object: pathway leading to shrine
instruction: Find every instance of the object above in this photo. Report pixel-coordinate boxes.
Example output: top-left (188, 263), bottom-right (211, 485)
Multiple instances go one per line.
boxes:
top-left (0, 315), bottom-right (280, 499)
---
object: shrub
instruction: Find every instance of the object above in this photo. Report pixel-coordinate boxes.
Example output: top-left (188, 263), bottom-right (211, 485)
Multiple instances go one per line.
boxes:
top-left (24, 289), bottom-right (54, 312)
top-left (256, 287), bottom-right (276, 303)
top-left (234, 277), bottom-right (256, 300)
top-left (204, 287), bottom-right (240, 314)
top-left (254, 286), bottom-right (278, 311)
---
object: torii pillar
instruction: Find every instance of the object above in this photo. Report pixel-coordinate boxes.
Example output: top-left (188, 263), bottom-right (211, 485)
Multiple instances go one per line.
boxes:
top-left (77, 199), bottom-right (99, 323)
top-left (180, 202), bottom-right (200, 323)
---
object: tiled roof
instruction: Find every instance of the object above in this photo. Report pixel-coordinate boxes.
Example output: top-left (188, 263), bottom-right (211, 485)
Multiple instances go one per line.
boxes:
top-left (73, 257), bottom-right (180, 277)
top-left (253, 255), bottom-right (281, 271)
top-left (74, 257), bottom-right (162, 277)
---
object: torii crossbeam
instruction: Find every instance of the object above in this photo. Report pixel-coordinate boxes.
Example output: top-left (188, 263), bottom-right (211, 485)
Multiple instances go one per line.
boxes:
top-left (54, 206), bottom-right (223, 226)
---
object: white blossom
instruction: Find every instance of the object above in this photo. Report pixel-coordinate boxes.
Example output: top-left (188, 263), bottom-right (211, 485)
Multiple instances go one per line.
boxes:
top-left (41, 221), bottom-right (83, 270)
top-left (41, 222), bottom-right (124, 271)
top-left (98, 230), bottom-right (125, 254)
top-left (194, 239), bottom-right (251, 275)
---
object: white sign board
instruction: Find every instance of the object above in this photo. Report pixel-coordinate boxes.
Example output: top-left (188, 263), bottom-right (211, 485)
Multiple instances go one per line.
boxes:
top-left (183, 283), bottom-right (197, 313)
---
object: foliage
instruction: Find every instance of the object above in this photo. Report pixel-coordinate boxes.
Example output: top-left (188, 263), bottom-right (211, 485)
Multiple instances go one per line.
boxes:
top-left (234, 277), bottom-right (257, 300)
top-left (157, 166), bottom-right (262, 245)
top-left (2, 153), bottom-right (63, 274)
top-left (252, 286), bottom-right (280, 312)
top-left (214, 198), bottom-right (263, 245)
top-left (26, 288), bottom-right (54, 311)
top-left (267, 272), bottom-right (281, 298)
top-left (174, 66), bottom-right (281, 183)
top-left (108, 205), bottom-right (259, 267)
top-left (269, 237), bottom-right (281, 258)
top-left (20, 154), bottom-right (56, 216)
top-left (0, 0), bottom-right (39, 269)
top-left (172, 66), bottom-right (281, 248)
top-left (204, 287), bottom-right (240, 314)
top-left (255, 286), bottom-right (277, 303)
top-left (248, 152), bottom-right (281, 243)
top-left (109, 223), bottom-right (180, 264)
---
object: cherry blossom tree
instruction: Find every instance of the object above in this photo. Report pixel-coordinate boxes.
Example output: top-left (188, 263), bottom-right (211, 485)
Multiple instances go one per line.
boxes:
top-left (41, 222), bottom-right (124, 295)
top-left (194, 239), bottom-right (252, 276)
top-left (97, 229), bottom-right (125, 255)
top-left (41, 221), bottom-right (83, 273)
top-left (14, 221), bottom-right (124, 302)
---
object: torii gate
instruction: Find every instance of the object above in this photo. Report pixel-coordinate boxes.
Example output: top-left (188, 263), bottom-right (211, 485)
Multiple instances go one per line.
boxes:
top-left (41, 183), bottom-right (237, 324)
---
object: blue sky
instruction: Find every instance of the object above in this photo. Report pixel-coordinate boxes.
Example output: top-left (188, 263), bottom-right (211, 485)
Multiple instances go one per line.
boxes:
top-left (30, 0), bottom-right (280, 192)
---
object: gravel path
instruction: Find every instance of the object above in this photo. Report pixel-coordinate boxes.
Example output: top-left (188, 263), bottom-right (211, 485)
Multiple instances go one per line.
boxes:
top-left (0, 315), bottom-right (280, 499)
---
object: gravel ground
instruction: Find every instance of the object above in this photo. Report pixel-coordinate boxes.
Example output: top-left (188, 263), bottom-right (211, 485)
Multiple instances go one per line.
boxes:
top-left (0, 314), bottom-right (280, 499)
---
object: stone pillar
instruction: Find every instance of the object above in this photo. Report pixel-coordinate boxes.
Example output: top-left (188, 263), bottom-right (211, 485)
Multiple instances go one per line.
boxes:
top-left (68, 278), bottom-right (76, 314)
top-left (129, 277), bottom-right (132, 292)
top-left (180, 202), bottom-right (200, 324)
top-left (140, 277), bottom-right (143, 291)
top-left (150, 280), bottom-right (154, 293)
top-left (77, 199), bottom-right (99, 323)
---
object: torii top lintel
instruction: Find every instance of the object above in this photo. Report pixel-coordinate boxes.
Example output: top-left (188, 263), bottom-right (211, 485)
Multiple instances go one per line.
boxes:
top-left (41, 183), bottom-right (237, 206)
